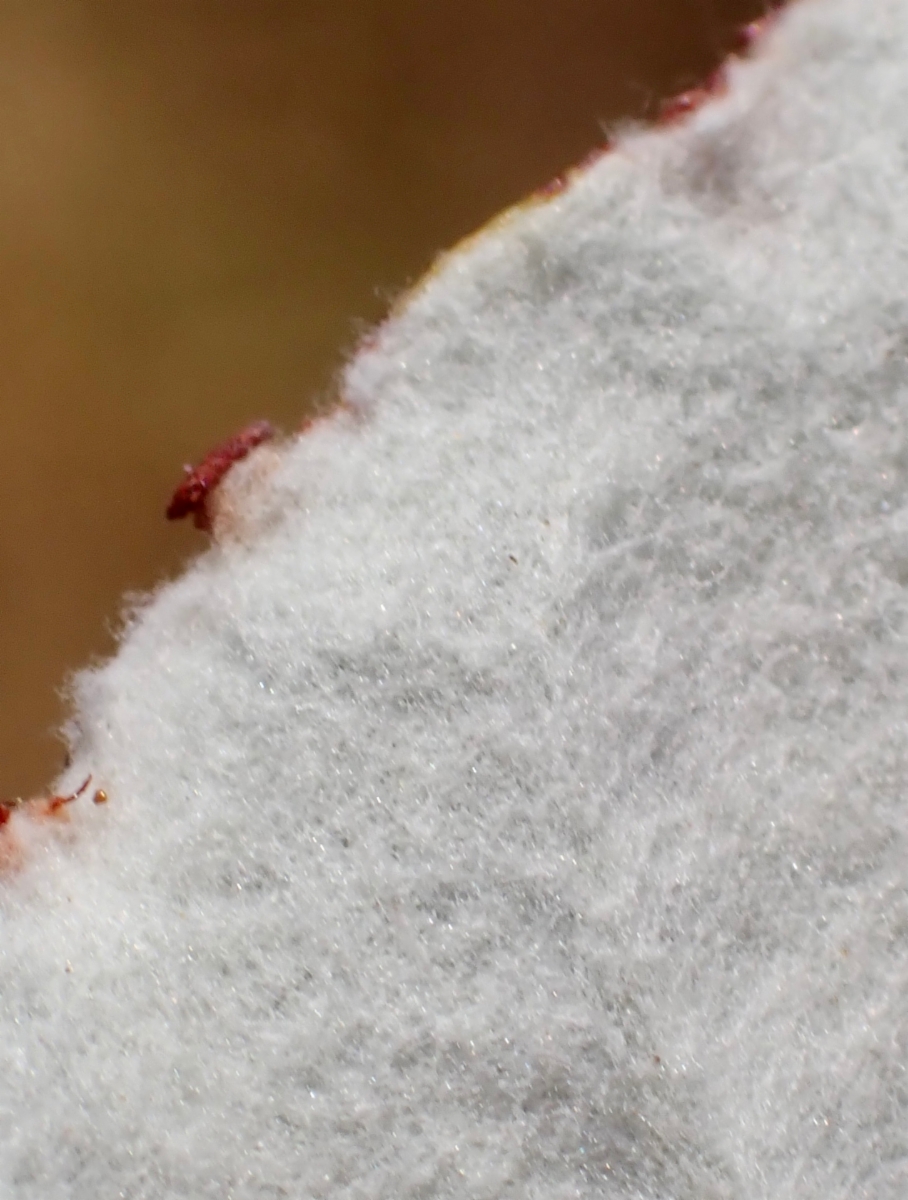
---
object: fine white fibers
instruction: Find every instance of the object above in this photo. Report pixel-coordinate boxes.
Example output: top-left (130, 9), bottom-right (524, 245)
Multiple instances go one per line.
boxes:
top-left (4, 0), bottom-right (908, 1195)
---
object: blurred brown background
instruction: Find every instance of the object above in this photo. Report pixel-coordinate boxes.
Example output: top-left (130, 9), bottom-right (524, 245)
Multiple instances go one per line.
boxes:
top-left (0, 0), bottom-right (765, 797)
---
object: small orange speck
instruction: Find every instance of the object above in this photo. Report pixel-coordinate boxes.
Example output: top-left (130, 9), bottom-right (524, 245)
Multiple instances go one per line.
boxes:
top-left (93, 789), bottom-right (108, 805)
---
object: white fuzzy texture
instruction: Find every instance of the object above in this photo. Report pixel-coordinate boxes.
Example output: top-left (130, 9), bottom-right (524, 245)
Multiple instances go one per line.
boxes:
top-left (4, 0), bottom-right (908, 1195)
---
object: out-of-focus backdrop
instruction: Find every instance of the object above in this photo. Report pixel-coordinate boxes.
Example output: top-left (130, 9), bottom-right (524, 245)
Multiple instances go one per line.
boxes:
top-left (0, 0), bottom-right (764, 796)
